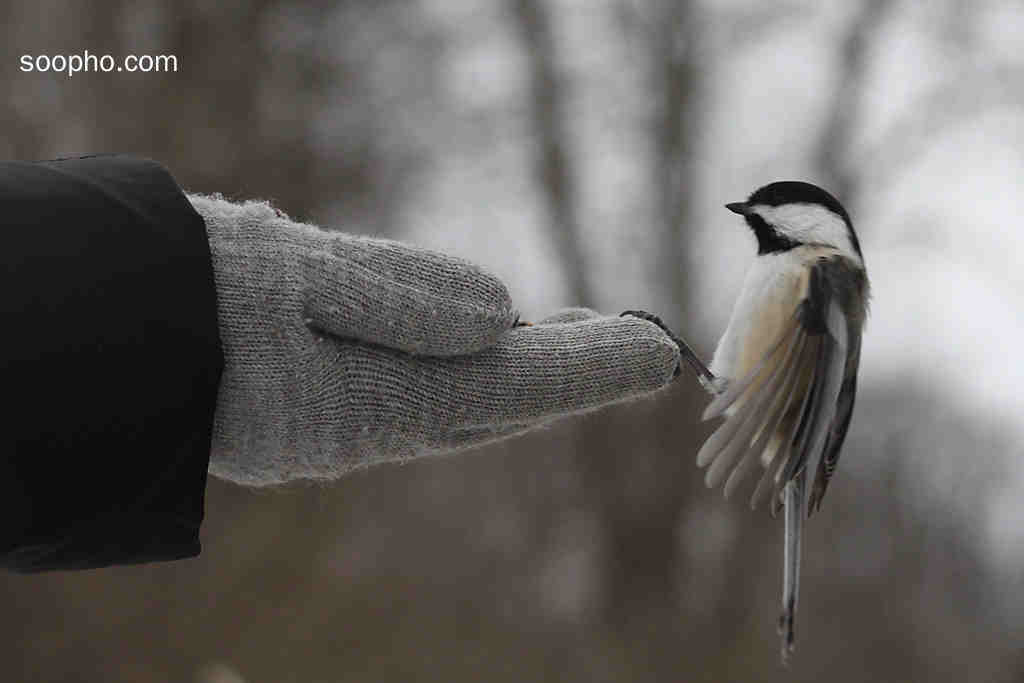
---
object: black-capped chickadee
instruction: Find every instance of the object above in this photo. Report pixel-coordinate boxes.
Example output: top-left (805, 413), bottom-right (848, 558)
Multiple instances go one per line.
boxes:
top-left (692, 181), bottom-right (869, 661)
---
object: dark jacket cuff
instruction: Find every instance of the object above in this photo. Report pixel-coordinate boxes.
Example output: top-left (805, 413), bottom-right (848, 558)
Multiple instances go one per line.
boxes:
top-left (0, 154), bottom-right (224, 572)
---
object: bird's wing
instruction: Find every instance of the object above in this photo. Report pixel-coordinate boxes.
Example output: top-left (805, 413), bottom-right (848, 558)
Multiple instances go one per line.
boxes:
top-left (808, 339), bottom-right (860, 514)
top-left (697, 255), bottom-right (857, 515)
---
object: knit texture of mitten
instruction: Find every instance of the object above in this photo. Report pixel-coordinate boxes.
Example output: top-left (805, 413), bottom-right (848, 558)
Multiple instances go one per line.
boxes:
top-left (191, 194), bottom-right (680, 486)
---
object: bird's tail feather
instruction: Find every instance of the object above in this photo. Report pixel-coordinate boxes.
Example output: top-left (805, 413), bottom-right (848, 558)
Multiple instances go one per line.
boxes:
top-left (779, 472), bottom-right (805, 664)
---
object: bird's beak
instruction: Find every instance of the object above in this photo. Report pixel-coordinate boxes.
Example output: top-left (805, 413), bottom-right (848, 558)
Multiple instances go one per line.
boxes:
top-left (725, 202), bottom-right (752, 216)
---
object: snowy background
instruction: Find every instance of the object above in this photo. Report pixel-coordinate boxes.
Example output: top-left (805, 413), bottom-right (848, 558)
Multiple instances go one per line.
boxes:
top-left (2, 0), bottom-right (1024, 681)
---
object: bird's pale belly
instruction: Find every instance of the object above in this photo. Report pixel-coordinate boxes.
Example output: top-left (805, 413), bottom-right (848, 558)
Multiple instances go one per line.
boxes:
top-left (735, 267), bottom-right (809, 383)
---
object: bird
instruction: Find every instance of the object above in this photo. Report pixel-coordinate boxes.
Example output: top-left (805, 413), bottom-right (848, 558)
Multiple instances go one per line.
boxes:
top-left (693, 181), bottom-right (869, 662)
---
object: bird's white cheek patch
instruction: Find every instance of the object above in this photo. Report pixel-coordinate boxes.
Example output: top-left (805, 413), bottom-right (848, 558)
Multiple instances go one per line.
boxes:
top-left (753, 204), bottom-right (860, 264)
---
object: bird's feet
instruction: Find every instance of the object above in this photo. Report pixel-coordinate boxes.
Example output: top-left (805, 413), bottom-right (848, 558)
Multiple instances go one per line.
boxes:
top-left (620, 310), bottom-right (716, 385)
top-left (699, 374), bottom-right (728, 397)
top-left (512, 314), bottom-right (533, 328)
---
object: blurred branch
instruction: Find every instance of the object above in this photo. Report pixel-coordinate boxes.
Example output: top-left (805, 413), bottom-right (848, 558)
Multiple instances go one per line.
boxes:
top-left (617, 0), bottom-right (806, 46)
top-left (510, 0), bottom-right (593, 305)
top-left (813, 0), bottom-right (896, 202)
top-left (617, 1), bottom-right (812, 71)
top-left (711, 3), bottom-right (810, 50)
top-left (856, 64), bottom-right (1024, 188)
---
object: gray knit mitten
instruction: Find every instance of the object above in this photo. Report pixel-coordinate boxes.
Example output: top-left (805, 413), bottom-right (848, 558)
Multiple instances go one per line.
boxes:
top-left (191, 194), bottom-right (680, 486)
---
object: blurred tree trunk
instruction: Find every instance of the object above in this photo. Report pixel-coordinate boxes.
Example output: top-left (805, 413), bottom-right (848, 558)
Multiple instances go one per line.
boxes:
top-left (577, 0), bottom-right (707, 636)
top-left (813, 0), bottom-right (894, 202)
top-left (651, 0), bottom-right (701, 328)
top-left (511, 0), bottom-right (593, 305)
top-left (0, 4), bottom-right (45, 158)
top-left (509, 0), bottom-right (709, 641)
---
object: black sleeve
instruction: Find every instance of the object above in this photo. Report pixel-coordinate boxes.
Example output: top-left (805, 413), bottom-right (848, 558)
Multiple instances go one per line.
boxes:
top-left (0, 154), bottom-right (224, 572)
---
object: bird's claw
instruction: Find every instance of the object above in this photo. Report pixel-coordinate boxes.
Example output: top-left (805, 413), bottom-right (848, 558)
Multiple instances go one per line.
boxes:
top-left (699, 374), bottom-right (728, 396)
top-left (620, 309), bottom-right (714, 384)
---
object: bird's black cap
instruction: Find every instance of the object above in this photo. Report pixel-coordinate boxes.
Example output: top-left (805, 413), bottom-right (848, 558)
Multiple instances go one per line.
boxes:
top-left (745, 181), bottom-right (852, 229)
top-left (725, 181), bottom-right (861, 258)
